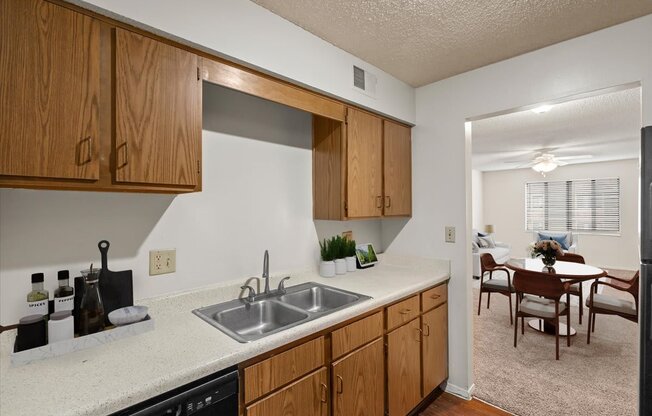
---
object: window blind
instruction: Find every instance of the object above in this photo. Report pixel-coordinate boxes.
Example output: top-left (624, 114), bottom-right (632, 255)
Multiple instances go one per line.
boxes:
top-left (525, 178), bottom-right (620, 233)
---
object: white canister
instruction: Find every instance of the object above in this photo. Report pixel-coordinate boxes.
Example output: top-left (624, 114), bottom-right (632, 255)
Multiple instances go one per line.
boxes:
top-left (48, 311), bottom-right (74, 344)
top-left (334, 259), bottom-right (347, 275)
top-left (319, 261), bottom-right (336, 278)
top-left (346, 256), bottom-right (357, 272)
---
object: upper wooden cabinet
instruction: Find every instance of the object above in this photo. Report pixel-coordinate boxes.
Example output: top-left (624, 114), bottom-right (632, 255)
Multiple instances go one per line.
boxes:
top-left (0, 0), bottom-right (100, 181)
top-left (115, 28), bottom-right (201, 187)
top-left (346, 108), bottom-right (384, 218)
top-left (313, 109), bottom-right (412, 220)
top-left (383, 120), bottom-right (412, 216)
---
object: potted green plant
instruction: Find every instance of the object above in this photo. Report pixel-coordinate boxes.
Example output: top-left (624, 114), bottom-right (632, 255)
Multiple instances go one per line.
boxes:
top-left (319, 238), bottom-right (336, 277)
top-left (333, 235), bottom-right (347, 275)
top-left (345, 239), bottom-right (357, 272)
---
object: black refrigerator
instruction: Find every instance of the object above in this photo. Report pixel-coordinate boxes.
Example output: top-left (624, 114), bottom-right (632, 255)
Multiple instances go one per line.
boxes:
top-left (641, 125), bottom-right (652, 415)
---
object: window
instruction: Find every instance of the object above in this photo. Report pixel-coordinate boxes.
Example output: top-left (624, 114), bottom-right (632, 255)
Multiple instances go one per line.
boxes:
top-left (525, 178), bottom-right (620, 233)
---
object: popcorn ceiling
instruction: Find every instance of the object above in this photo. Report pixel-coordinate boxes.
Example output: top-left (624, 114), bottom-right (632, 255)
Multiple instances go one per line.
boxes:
top-left (251, 0), bottom-right (652, 86)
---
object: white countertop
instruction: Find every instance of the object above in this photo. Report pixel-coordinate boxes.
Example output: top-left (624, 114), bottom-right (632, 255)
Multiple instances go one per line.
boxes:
top-left (0, 254), bottom-right (449, 416)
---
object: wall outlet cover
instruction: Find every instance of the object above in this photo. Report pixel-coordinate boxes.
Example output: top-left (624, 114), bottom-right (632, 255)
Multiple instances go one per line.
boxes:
top-left (149, 249), bottom-right (176, 276)
top-left (445, 226), bottom-right (456, 243)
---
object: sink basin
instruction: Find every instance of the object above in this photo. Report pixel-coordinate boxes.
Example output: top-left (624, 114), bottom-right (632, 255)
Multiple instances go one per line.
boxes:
top-left (215, 300), bottom-right (308, 339)
top-left (193, 282), bottom-right (371, 343)
top-left (279, 285), bottom-right (360, 313)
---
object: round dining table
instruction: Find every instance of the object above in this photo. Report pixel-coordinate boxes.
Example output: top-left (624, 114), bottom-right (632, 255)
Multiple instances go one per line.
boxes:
top-left (505, 258), bottom-right (607, 336)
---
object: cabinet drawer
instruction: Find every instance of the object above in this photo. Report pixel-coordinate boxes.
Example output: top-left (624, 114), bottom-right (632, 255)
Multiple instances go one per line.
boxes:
top-left (246, 367), bottom-right (328, 416)
top-left (422, 284), bottom-right (447, 312)
top-left (244, 336), bottom-right (325, 403)
top-left (386, 295), bottom-right (420, 330)
top-left (331, 311), bottom-right (383, 359)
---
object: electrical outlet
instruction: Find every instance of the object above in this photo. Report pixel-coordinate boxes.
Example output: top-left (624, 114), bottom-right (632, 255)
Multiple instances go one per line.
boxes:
top-left (445, 226), bottom-right (456, 243)
top-left (149, 249), bottom-right (176, 276)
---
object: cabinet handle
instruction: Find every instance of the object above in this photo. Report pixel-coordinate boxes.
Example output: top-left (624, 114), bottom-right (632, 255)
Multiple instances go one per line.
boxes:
top-left (430, 294), bottom-right (441, 299)
top-left (80, 136), bottom-right (93, 164)
top-left (385, 196), bottom-right (391, 208)
top-left (423, 323), bottom-right (430, 337)
top-left (415, 327), bottom-right (423, 342)
top-left (399, 308), bottom-right (412, 315)
top-left (336, 375), bottom-right (343, 394)
top-left (320, 383), bottom-right (328, 403)
top-left (376, 195), bottom-right (383, 208)
top-left (118, 142), bottom-right (129, 168)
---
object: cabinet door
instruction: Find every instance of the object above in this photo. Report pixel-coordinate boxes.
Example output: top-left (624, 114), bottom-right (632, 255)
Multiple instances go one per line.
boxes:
top-left (346, 108), bottom-right (383, 218)
top-left (383, 120), bottom-right (412, 216)
top-left (0, 0), bottom-right (100, 180)
top-left (422, 303), bottom-right (448, 395)
top-left (246, 367), bottom-right (328, 416)
top-left (387, 318), bottom-right (422, 416)
top-left (115, 28), bottom-right (201, 186)
top-left (332, 339), bottom-right (384, 416)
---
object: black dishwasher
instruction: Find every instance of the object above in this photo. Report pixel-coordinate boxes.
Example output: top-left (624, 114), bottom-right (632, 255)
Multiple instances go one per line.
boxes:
top-left (112, 366), bottom-right (238, 416)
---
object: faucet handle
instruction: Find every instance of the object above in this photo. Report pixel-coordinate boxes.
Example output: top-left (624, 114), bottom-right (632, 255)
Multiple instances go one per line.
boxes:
top-left (278, 276), bottom-right (291, 292)
top-left (241, 285), bottom-right (256, 302)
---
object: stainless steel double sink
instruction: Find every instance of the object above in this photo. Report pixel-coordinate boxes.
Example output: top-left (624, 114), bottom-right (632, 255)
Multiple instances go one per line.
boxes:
top-left (193, 282), bottom-right (371, 343)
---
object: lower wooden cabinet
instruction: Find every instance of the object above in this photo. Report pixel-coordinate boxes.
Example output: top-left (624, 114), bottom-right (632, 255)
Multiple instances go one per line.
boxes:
top-left (332, 339), bottom-right (385, 416)
top-left (422, 302), bottom-right (448, 394)
top-left (245, 367), bottom-right (328, 416)
top-left (241, 283), bottom-right (449, 416)
top-left (387, 318), bottom-right (422, 416)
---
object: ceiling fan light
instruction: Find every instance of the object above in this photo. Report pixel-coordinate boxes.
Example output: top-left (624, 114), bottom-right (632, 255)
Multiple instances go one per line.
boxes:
top-left (531, 104), bottom-right (553, 114)
top-left (532, 160), bottom-right (558, 173)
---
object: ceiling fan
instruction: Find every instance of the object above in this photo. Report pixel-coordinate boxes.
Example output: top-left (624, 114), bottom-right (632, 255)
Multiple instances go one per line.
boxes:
top-left (504, 150), bottom-right (593, 175)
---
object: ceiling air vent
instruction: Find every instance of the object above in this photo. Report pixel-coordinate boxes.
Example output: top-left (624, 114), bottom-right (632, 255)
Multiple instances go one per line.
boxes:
top-left (353, 65), bottom-right (377, 98)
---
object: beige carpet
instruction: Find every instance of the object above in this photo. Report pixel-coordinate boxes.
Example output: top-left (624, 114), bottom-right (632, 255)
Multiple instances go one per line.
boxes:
top-left (472, 270), bottom-right (638, 416)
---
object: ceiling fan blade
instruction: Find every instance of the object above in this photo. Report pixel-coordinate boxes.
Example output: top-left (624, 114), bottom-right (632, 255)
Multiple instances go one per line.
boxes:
top-left (555, 155), bottom-right (593, 160)
top-left (503, 159), bottom-right (533, 164)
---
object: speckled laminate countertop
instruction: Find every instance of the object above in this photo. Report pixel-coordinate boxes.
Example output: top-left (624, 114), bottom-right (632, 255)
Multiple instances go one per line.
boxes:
top-left (0, 254), bottom-right (449, 416)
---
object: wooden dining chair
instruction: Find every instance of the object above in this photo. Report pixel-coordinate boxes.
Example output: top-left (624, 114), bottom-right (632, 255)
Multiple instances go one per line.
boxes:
top-left (586, 271), bottom-right (639, 344)
top-left (513, 269), bottom-right (571, 360)
top-left (478, 253), bottom-right (515, 324)
top-left (557, 252), bottom-right (586, 324)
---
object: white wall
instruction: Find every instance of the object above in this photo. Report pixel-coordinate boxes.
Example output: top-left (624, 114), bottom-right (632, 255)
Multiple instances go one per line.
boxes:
top-left (385, 15), bottom-right (652, 396)
top-left (483, 159), bottom-right (640, 270)
top-left (68, 0), bottom-right (415, 124)
top-left (0, 84), bottom-right (381, 326)
top-left (471, 170), bottom-right (484, 230)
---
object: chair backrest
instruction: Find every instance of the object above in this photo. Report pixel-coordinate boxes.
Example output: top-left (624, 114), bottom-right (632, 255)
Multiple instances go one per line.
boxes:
top-left (557, 252), bottom-right (585, 264)
top-left (480, 253), bottom-right (498, 272)
top-left (513, 269), bottom-right (566, 300)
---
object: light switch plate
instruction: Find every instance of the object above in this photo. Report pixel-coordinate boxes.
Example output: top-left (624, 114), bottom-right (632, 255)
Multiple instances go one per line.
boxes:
top-left (445, 226), bottom-right (456, 243)
top-left (149, 249), bottom-right (176, 276)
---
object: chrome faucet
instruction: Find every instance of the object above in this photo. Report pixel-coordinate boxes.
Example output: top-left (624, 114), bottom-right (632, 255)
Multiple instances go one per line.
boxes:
top-left (262, 250), bottom-right (270, 294)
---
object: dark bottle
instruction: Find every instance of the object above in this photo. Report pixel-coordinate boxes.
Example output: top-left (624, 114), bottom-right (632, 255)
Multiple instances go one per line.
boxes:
top-left (54, 270), bottom-right (75, 313)
top-left (79, 268), bottom-right (104, 335)
top-left (54, 270), bottom-right (74, 297)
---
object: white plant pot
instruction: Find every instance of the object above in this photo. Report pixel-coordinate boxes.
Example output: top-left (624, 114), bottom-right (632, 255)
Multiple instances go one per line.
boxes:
top-left (334, 258), bottom-right (347, 275)
top-left (319, 261), bottom-right (336, 278)
top-left (346, 256), bottom-right (357, 272)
